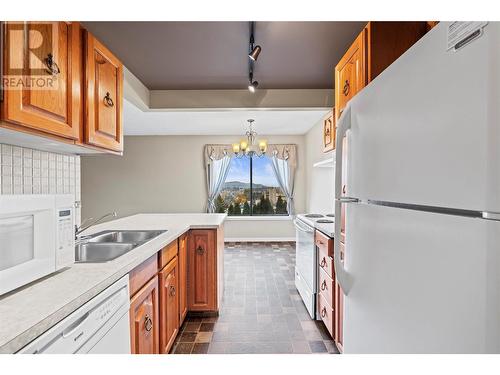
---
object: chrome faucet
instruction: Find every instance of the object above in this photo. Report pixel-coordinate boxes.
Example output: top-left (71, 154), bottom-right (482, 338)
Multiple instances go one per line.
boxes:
top-left (75, 212), bottom-right (117, 238)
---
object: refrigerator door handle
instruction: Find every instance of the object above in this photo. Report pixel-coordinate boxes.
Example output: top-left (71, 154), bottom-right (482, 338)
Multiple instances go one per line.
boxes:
top-left (334, 104), bottom-right (354, 295)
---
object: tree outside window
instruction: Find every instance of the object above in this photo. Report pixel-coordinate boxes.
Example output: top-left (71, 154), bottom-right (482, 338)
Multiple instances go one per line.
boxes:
top-left (215, 155), bottom-right (288, 216)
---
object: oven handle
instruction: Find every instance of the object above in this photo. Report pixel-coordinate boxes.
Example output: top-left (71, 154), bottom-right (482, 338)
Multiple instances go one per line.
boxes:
top-left (293, 220), bottom-right (314, 233)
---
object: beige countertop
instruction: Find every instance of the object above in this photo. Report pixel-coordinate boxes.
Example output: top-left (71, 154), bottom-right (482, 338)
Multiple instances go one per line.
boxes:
top-left (0, 213), bottom-right (226, 354)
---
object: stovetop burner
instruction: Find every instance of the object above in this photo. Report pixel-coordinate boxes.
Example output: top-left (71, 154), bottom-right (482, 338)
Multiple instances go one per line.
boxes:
top-left (326, 214), bottom-right (334, 217)
top-left (304, 214), bottom-right (324, 218)
top-left (316, 219), bottom-right (334, 224)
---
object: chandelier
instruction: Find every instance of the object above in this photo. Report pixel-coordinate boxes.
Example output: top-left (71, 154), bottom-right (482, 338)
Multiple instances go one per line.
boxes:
top-left (232, 119), bottom-right (267, 158)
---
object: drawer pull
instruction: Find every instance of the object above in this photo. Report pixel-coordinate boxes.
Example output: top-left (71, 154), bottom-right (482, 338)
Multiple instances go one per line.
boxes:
top-left (144, 315), bottom-right (153, 332)
top-left (169, 285), bottom-right (176, 297)
top-left (320, 257), bottom-right (327, 268)
top-left (196, 245), bottom-right (205, 255)
top-left (343, 80), bottom-right (350, 96)
top-left (104, 92), bottom-right (115, 107)
top-left (44, 53), bottom-right (60, 75)
top-left (321, 280), bottom-right (327, 291)
top-left (321, 307), bottom-right (327, 318)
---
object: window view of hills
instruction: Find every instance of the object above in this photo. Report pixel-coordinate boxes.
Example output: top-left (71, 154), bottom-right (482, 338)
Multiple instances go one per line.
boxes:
top-left (215, 156), bottom-right (288, 216)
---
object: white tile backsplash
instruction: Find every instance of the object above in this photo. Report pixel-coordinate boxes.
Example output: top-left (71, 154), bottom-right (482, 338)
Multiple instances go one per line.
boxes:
top-left (0, 143), bottom-right (81, 224)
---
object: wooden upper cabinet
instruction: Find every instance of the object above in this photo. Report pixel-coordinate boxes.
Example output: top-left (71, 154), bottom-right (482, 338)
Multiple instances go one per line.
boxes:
top-left (159, 256), bottom-right (179, 354)
top-left (335, 22), bottom-right (428, 119)
top-left (188, 229), bottom-right (217, 312)
top-left (335, 30), bottom-right (366, 119)
top-left (322, 111), bottom-right (335, 153)
top-left (130, 276), bottom-right (159, 354)
top-left (1, 22), bottom-right (82, 140)
top-left (83, 31), bottom-right (123, 153)
top-left (178, 234), bottom-right (188, 324)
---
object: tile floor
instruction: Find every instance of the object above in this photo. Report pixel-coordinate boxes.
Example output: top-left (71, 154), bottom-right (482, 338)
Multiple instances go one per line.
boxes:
top-left (171, 241), bottom-right (339, 354)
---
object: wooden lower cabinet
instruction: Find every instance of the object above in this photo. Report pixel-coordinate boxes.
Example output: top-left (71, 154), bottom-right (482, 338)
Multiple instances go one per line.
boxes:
top-left (178, 234), bottom-right (188, 324)
top-left (187, 229), bottom-right (217, 312)
top-left (129, 228), bottom-right (220, 354)
top-left (129, 276), bottom-right (159, 354)
top-left (159, 256), bottom-right (179, 354)
top-left (318, 292), bottom-right (334, 338)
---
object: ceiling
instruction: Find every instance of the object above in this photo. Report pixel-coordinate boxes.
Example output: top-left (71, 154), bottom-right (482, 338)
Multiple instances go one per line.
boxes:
top-left (123, 99), bottom-right (328, 135)
top-left (83, 21), bottom-right (365, 90)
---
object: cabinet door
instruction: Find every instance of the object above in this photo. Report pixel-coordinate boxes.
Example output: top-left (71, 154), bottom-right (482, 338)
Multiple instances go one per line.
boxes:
top-left (322, 111), bottom-right (335, 153)
top-left (130, 276), bottom-right (159, 354)
top-left (84, 31), bottom-right (123, 152)
top-left (188, 229), bottom-right (217, 311)
top-left (178, 234), bottom-right (188, 324)
top-left (1, 22), bottom-right (81, 140)
top-left (159, 256), bottom-right (179, 354)
top-left (335, 29), bottom-right (366, 119)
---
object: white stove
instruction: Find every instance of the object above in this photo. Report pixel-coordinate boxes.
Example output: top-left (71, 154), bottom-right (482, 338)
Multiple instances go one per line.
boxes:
top-left (296, 213), bottom-right (335, 238)
top-left (294, 213), bottom-right (334, 320)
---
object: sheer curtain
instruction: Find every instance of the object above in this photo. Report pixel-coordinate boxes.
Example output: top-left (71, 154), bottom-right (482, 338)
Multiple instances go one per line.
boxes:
top-left (204, 145), bottom-right (233, 213)
top-left (268, 144), bottom-right (297, 215)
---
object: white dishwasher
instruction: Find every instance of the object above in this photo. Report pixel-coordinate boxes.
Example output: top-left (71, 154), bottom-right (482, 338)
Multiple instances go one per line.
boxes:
top-left (19, 275), bottom-right (131, 354)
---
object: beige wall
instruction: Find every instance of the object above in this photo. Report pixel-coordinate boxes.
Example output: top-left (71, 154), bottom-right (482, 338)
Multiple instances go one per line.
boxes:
top-left (81, 135), bottom-right (306, 240)
top-left (304, 115), bottom-right (335, 214)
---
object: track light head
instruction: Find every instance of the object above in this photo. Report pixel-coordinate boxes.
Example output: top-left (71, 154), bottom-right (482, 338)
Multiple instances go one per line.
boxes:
top-left (248, 80), bottom-right (258, 93)
top-left (249, 45), bottom-right (262, 61)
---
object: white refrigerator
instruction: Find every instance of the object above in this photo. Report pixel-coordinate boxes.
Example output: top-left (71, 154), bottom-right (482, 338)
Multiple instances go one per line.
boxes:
top-left (333, 22), bottom-right (500, 353)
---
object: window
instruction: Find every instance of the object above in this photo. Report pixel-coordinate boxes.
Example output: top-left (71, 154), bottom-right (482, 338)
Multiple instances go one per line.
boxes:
top-left (215, 155), bottom-right (288, 216)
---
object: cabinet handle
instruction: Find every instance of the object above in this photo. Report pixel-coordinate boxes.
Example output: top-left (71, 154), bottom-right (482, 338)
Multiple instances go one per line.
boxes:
top-left (196, 245), bottom-right (205, 255)
top-left (44, 53), bottom-right (60, 75)
top-left (343, 80), bottom-right (350, 96)
top-left (320, 257), bottom-right (327, 268)
top-left (321, 280), bottom-right (327, 291)
top-left (104, 92), bottom-right (114, 107)
top-left (144, 315), bottom-right (153, 332)
top-left (169, 285), bottom-right (176, 297)
top-left (321, 307), bottom-right (327, 318)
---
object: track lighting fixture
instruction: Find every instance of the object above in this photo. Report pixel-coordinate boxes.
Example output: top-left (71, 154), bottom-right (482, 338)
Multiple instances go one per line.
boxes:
top-left (249, 45), bottom-right (262, 61)
top-left (248, 72), bottom-right (258, 93)
top-left (247, 21), bottom-right (261, 93)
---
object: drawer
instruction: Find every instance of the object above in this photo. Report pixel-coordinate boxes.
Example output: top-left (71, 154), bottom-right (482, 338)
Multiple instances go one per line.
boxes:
top-left (129, 254), bottom-right (158, 297)
top-left (159, 239), bottom-right (178, 269)
top-left (318, 292), bottom-right (334, 338)
top-left (318, 243), bottom-right (334, 279)
top-left (315, 230), bottom-right (333, 257)
top-left (319, 267), bottom-right (334, 308)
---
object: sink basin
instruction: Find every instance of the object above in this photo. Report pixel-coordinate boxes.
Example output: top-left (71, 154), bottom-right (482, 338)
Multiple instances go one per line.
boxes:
top-left (75, 229), bottom-right (167, 263)
top-left (87, 230), bottom-right (166, 244)
top-left (75, 242), bottom-right (136, 263)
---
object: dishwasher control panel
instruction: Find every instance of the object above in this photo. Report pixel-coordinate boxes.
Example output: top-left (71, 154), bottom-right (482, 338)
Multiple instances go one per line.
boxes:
top-left (18, 275), bottom-right (130, 354)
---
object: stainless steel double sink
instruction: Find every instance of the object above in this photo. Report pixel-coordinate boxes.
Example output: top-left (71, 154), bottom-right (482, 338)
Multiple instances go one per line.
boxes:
top-left (75, 230), bottom-right (166, 263)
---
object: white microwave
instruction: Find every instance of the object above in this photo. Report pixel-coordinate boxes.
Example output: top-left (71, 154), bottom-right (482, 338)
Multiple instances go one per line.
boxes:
top-left (0, 194), bottom-right (75, 296)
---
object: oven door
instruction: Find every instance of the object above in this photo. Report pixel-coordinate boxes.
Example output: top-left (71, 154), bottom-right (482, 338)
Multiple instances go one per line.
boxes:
top-left (294, 218), bottom-right (317, 318)
top-left (0, 195), bottom-right (56, 295)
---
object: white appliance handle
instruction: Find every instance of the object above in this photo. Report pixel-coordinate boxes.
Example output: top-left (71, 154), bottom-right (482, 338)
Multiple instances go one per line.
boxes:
top-left (334, 104), bottom-right (354, 295)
